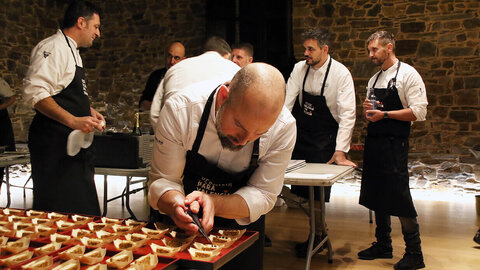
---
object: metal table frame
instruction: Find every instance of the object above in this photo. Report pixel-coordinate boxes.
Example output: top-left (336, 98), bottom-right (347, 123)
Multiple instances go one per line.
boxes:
top-left (0, 152), bottom-right (31, 208)
top-left (94, 167), bottom-right (150, 220)
top-left (283, 163), bottom-right (354, 270)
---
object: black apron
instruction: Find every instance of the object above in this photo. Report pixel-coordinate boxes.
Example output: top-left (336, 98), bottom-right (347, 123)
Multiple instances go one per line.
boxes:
top-left (183, 88), bottom-right (264, 270)
top-left (0, 105), bottom-right (16, 187)
top-left (291, 58), bottom-right (338, 201)
top-left (27, 31), bottom-right (100, 216)
top-left (359, 61), bottom-right (417, 217)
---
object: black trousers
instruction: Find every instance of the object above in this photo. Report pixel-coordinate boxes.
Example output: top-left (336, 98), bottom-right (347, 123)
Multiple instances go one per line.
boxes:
top-left (375, 212), bottom-right (422, 254)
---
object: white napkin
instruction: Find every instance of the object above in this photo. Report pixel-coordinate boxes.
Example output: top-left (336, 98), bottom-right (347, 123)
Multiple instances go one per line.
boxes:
top-left (66, 130), bottom-right (94, 156)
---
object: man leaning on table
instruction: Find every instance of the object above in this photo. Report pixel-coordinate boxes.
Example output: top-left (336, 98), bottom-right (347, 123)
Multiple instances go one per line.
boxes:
top-left (358, 30), bottom-right (428, 270)
top-left (148, 63), bottom-right (296, 269)
top-left (23, 0), bottom-right (105, 215)
top-left (284, 27), bottom-right (357, 258)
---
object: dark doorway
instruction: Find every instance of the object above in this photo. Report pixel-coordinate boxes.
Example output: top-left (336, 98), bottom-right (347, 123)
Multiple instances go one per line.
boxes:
top-left (206, 0), bottom-right (295, 81)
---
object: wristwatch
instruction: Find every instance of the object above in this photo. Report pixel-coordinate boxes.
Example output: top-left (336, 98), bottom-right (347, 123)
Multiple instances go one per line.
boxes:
top-left (384, 111), bottom-right (389, 118)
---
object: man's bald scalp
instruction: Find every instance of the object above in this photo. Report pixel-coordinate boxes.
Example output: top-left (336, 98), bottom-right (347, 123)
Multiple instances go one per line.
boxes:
top-left (226, 63), bottom-right (285, 114)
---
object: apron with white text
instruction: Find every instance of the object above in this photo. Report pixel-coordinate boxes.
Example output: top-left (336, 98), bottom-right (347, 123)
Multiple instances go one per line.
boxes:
top-left (359, 61), bottom-right (417, 217)
top-left (28, 31), bottom-right (100, 215)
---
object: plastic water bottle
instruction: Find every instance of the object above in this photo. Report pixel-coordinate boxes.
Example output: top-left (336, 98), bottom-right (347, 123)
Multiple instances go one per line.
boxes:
top-left (369, 91), bottom-right (377, 111)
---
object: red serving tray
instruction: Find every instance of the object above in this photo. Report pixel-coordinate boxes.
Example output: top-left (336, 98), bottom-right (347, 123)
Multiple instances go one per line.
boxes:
top-left (8, 248), bottom-right (178, 270)
top-left (0, 208), bottom-right (259, 270)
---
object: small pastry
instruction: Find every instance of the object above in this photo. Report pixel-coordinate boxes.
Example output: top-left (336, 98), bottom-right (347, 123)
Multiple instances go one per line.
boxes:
top-left (105, 250), bottom-right (133, 269)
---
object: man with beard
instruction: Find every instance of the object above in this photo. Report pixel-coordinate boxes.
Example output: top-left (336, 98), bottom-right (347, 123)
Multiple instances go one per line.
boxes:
top-left (284, 27), bottom-right (357, 257)
top-left (148, 63), bottom-right (296, 269)
top-left (358, 31), bottom-right (428, 270)
top-left (23, 0), bottom-right (104, 215)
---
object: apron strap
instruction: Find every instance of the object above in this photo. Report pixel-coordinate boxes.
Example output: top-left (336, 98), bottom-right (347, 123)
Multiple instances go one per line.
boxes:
top-left (372, 60), bottom-right (401, 89)
top-left (299, 56), bottom-right (332, 105)
top-left (301, 66), bottom-right (310, 94)
top-left (319, 57), bottom-right (332, 96)
top-left (191, 86), bottom-right (261, 167)
top-left (191, 87), bottom-right (218, 153)
top-left (61, 30), bottom-right (78, 66)
top-left (249, 139), bottom-right (259, 167)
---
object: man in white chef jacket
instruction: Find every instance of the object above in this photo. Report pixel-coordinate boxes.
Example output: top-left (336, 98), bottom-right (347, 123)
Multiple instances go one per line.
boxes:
top-left (23, 0), bottom-right (105, 215)
top-left (284, 27), bottom-right (357, 257)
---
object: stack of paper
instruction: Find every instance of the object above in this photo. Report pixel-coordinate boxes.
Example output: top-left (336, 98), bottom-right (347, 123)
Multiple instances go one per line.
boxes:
top-left (285, 160), bottom-right (306, 173)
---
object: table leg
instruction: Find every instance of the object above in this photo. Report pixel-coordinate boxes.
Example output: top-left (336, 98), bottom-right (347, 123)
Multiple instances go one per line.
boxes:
top-left (5, 166), bottom-right (11, 208)
top-left (125, 176), bottom-right (137, 220)
top-left (320, 187), bottom-right (333, 263)
top-left (305, 186), bottom-right (315, 270)
top-left (103, 175), bottom-right (108, 217)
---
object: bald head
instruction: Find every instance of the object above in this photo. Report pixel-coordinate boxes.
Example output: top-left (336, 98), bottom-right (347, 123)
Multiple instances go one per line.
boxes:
top-left (227, 63), bottom-right (285, 115)
top-left (165, 41), bottom-right (186, 69)
top-left (216, 63), bottom-right (285, 150)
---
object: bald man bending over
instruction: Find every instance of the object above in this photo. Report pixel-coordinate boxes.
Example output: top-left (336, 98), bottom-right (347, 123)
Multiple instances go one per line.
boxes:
top-left (148, 63), bottom-right (296, 269)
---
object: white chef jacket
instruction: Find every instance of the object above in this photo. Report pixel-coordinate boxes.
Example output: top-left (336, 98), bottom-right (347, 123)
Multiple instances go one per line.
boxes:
top-left (285, 56), bottom-right (356, 153)
top-left (150, 51), bottom-right (240, 125)
top-left (148, 79), bottom-right (297, 225)
top-left (0, 77), bottom-right (14, 98)
top-left (23, 30), bottom-right (83, 108)
top-left (367, 60), bottom-right (428, 121)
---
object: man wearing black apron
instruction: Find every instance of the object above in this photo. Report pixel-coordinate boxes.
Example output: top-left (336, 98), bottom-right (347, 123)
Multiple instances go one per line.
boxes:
top-left (0, 78), bottom-right (16, 187)
top-left (358, 31), bottom-right (428, 270)
top-left (23, 0), bottom-right (104, 215)
top-left (284, 27), bottom-right (357, 257)
top-left (148, 63), bottom-right (296, 270)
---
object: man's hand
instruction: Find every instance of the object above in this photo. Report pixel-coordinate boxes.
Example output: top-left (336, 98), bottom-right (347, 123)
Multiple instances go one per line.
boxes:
top-left (327, 150), bottom-right (357, 167)
top-left (90, 107), bottom-right (105, 132)
top-left (158, 191), bottom-right (198, 235)
top-left (185, 191), bottom-right (215, 234)
top-left (70, 116), bottom-right (101, 133)
top-left (363, 98), bottom-right (384, 122)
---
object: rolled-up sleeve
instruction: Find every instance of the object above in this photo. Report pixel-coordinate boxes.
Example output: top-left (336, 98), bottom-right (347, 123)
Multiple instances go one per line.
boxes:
top-left (148, 101), bottom-right (188, 209)
top-left (23, 42), bottom-right (73, 108)
top-left (285, 62), bottom-right (304, 111)
top-left (335, 71), bottom-right (356, 153)
top-left (234, 109), bottom-right (296, 225)
top-left (404, 71), bottom-right (428, 121)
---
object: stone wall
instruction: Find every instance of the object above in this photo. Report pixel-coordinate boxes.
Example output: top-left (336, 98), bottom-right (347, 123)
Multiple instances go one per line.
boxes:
top-left (292, 0), bottom-right (480, 163)
top-left (0, 0), bottom-right (206, 141)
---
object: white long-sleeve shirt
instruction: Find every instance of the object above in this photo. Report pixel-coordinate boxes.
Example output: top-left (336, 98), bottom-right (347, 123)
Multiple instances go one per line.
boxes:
top-left (148, 80), bottom-right (296, 225)
top-left (285, 56), bottom-right (356, 153)
top-left (367, 60), bottom-right (428, 121)
top-left (150, 51), bottom-right (240, 125)
top-left (23, 30), bottom-right (83, 108)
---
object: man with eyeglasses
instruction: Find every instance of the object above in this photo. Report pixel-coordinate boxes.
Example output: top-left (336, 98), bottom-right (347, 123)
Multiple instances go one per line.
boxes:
top-left (139, 41), bottom-right (186, 111)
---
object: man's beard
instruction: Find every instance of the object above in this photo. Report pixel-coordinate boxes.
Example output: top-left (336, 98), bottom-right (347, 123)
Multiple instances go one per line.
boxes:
top-left (371, 57), bottom-right (384, 66)
top-left (305, 57), bottom-right (320, 67)
top-left (216, 106), bottom-right (245, 152)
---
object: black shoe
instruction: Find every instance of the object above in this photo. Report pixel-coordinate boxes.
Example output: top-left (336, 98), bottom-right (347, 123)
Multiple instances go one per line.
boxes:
top-left (394, 252), bottom-right (425, 270)
top-left (474, 229), bottom-right (480, 245)
top-left (264, 234), bottom-right (272, 247)
top-left (358, 242), bottom-right (393, 260)
top-left (295, 234), bottom-right (325, 258)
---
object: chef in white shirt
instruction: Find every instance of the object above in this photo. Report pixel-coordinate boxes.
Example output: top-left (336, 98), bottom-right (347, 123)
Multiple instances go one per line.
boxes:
top-left (23, 0), bottom-right (104, 215)
top-left (284, 27), bottom-right (357, 258)
top-left (149, 36), bottom-right (240, 126)
top-left (148, 63), bottom-right (296, 269)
